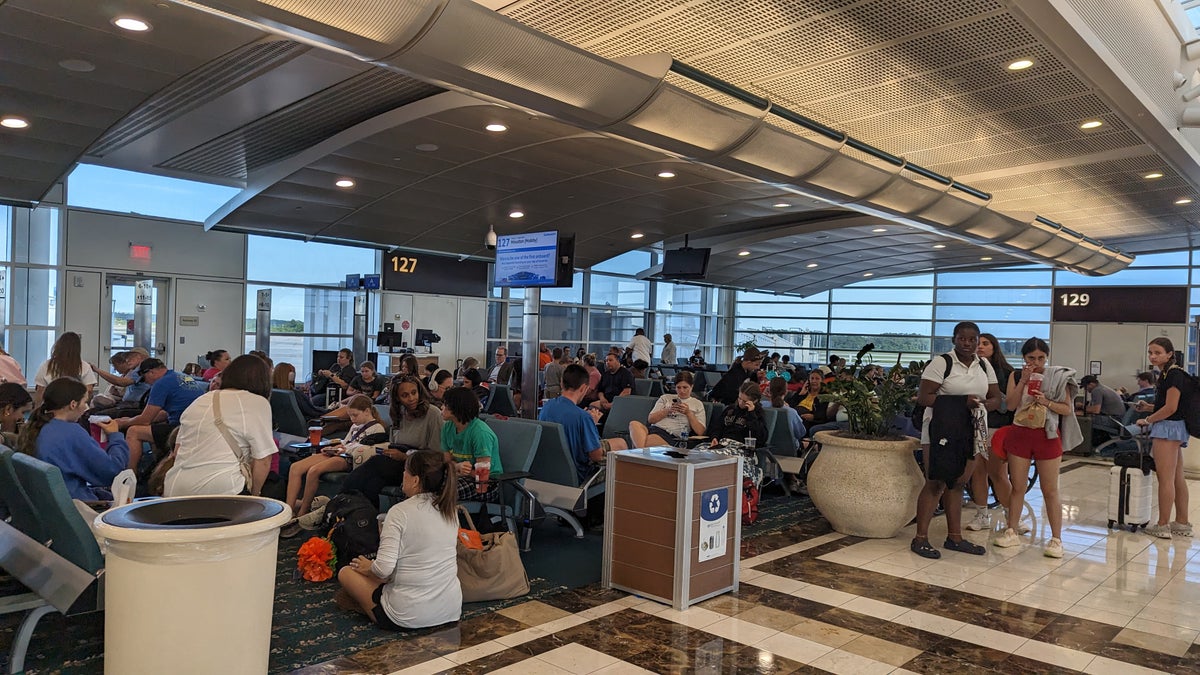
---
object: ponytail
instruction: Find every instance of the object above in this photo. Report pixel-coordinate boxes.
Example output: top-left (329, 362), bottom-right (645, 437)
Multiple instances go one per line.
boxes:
top-left (19, 377), bottom-right (87, 457)
top-left (404, 449), bottom-right (458, 520)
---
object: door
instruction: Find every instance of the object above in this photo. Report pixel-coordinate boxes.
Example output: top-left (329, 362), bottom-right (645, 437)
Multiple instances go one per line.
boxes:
top-left (104, 275), bottom-right (170, 360)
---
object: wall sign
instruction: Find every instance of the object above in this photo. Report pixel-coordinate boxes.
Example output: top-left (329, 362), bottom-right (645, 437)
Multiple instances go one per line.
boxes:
top-left (698, 488), bottom-right (728, 562)
top-left (382, 251), bottom-right (488, 298)
top-left (1052, 286), bottom-right (1188, 324)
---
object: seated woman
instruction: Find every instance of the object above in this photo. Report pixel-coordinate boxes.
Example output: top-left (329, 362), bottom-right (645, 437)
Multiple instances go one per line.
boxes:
top-left (629, 371), bottom-right (707, 447)
top-left (17, 378), bottom-right (129, 500)
top-left (321, 361), bottom-right (388, 424)
top-left (761, 377), bottom-right (806, 453)
top-left (688, 349), bottom-right (706, 368)
top-left (335, 449), bottom-right (461, 630)
top-left (163, 355), bottom-right (276, 497)
top-left (202, 349), bottom-right (231, 381)
top-left (273, 362), bottom-right (325, 421)
top-left (428, 369), bottom-right (452, 406)
top-left (456, 357), bottom-right (479, 383)
top-left (705, 381), bottom-right (768, 485)
top-left (342, 375), bottom-right (443, 506)
top-left (462, 368), bottom-right (490, 409)
top-left (441, 387), bottom-right (501, 502)
top-left (284, 396), bottom-right (386, 524)
top-left (0, 382), bottom-right (33, 447)
top-left (790, 371), bottom-right (835, 436)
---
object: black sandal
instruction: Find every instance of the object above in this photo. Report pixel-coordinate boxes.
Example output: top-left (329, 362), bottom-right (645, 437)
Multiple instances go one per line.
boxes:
top-left (943, 537), bottom-right (985, 555)
top-left (910, 537), bottom-right (941, 559)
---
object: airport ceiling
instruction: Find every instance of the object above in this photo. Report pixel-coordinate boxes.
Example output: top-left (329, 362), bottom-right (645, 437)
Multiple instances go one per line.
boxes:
top-left (3, 0), bottom-right (1200, 295)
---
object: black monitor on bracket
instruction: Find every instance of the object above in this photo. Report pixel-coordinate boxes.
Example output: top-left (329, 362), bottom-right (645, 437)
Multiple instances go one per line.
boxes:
top-left (414, 328), bottom-right (441, 348)
top-left (661, 247), bottom-right (711, 279)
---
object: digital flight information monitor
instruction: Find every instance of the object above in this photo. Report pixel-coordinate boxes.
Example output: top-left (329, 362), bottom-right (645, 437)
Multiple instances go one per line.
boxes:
top-left (493, 230), bottom-right (560, 287)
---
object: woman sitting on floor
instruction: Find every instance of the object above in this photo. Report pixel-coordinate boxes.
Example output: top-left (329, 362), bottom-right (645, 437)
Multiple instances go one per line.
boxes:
top-left (335, 449), bottom-right (461, 630)
top-left (17, 377), bottom-right (129, 501)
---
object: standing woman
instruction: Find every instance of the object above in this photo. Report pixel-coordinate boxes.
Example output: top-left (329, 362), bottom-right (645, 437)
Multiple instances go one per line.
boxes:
top-left (911, 321), bottom-right (1000, 559)
top-left (34, 332), bottom-right (98, 406)
top-left (1136, 337), bottom-right (1191, 538)
top-left (440, 387), bottom-right (502, 502)
top-left (335, 450), bottom-right (461, 630)
top-left (202, 349), bottom-right (231, 381)
top-left (993, 337), bottom-right (1080, 557)
top-left (966, 333), bottom-right (1015, 532)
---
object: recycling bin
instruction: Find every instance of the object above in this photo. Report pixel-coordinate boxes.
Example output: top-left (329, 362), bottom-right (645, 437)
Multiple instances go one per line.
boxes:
top-left (94, 495), bottom-right (290, 674)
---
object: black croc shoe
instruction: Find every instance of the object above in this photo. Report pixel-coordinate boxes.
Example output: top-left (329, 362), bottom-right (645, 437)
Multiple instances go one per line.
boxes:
top-left (943, 537), bottom-right (985, 555)
top-left (910, 538), bottom-right (941, 559)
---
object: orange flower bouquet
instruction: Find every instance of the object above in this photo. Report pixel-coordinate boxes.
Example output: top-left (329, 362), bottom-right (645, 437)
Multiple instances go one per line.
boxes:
top-left (297, 535), bottom-right (337, 582)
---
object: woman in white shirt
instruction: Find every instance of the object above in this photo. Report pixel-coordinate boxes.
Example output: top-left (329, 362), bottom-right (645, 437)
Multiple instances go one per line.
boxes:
top-left (164, 355), bottom-right (277, 497)
top-left (34, 331), bottom-right (98, 406)
top-left (629, 371), bottom-right (707, 447)
top-left (336, 449), bottom-right (462, 630)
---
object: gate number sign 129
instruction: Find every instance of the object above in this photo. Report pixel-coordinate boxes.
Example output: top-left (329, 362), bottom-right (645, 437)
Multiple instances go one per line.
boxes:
top-left (1058, 292), bottom-right (1089, 307)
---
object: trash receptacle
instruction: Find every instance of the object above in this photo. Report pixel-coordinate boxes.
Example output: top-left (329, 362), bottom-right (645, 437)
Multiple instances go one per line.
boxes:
top-left (94, 495), bottom-right (290, 674)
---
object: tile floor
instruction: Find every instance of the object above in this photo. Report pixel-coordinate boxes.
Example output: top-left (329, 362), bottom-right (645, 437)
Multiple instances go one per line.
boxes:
top-left (294, 459), bottom-right (1200, 674)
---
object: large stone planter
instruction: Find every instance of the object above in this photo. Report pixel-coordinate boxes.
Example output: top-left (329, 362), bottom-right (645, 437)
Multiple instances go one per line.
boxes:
top-left (808, 431), bottom-right (923, 538)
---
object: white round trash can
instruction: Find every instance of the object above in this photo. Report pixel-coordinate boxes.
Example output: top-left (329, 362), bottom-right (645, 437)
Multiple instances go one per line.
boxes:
top-left (94, 495), bottom-right (291, 675)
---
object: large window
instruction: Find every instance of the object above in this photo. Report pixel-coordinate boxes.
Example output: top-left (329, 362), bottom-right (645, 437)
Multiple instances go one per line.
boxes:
top-left (67, 164), bottom-right (239, 224)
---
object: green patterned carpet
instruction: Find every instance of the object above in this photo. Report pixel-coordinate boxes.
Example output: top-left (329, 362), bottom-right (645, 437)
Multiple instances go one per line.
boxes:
top-left (0, 491), bottom-right (825, 674)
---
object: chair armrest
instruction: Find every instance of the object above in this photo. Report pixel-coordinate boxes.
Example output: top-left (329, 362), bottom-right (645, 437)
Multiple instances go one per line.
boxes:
top-left (489, 471), bottom-right (532, 483)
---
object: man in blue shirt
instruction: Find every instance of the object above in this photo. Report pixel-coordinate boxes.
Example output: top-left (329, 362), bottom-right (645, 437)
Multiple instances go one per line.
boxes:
top-left (539, 364), bottom-right (626, 483)
top-left (116, 358), bottom-right (207, 468)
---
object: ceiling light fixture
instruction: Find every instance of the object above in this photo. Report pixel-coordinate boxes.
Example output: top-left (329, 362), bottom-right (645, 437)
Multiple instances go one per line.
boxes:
top-left (0, 116), bottom-right (30, 129)
top-left (1007, 59), bottom-right (1034, 70)
top-left (508, 210), bottom-right (524, 219)
top-left (485, 123), bottom-right (507, 132)
top-left (863, 272), bottom-right (873, 277)
top-left (1144, 172), bottom-right (1164, 179)
top-left (630, 232), bottom-right (644, 239)
top-left (773, 202), bottom-right (789, 208)
top-left (58, 59), bottom-right (95, 72)
top-left (1079, 120), bottom-right (1103, 129)
top-left (657, 170), bottom-right (676, 179)
top-left (980, 256), bottom-right (993, 261)
top-left (737, 250), bottom-right (750, 256)
top-left (871, 227), bottom-right (887, 233)
top-left (806, 263), bottom-right (818, 268)
top-left (113, 16), bottom-right (151, 31)
top-left (334, 178), bottom-right (355, 188)
top-left (933, 244), bottom-right (946, 249)
top-left (414, 143), bottom-right (438, 152)
top-left (1176, 197), bottom-right (1193, 205)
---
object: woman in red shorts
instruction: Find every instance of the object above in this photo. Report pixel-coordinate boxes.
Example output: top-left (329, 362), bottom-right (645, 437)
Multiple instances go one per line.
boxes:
top-left (993, 337), bottom-right (1081, 558)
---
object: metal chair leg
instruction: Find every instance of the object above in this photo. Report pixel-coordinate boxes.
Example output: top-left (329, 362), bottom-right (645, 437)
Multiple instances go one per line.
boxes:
top-left (8, 604), bottom-right (56, 675)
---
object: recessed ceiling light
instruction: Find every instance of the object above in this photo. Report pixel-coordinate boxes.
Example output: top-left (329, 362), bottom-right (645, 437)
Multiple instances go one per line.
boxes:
top-left (737, 250), bottom-right (750, 256)
top-left (862, 272), bottom-right (873, 277)
top-left (1143, 172), bottom-right (1164, 179)
top-left (334, 178), bottom-right (355, 188)
top-left (414, 143), bottom-right (438, 152)
top-left (58, 59), bottom-right (95, 73)
top-left (1176, 197), bottom-right (1193, 205)
top-left (630, 232), bottom-right (644, 239)
top-left (1079, 120), bottom-right (1103, 129)
top-left (773, 202), bottom-right (789, 208)
top-left (485, 123), bottom-right (507, 132)
top-left (932, 244), bottom-right (946, 249)
top-left (508, 210), bottom-right (524, 219)
top-left (1007, 59), bottom-right (1034, 71)
top-left (657, 171), bottom-right (676, 179)
top-left (806, 263), bottom-right (818, 268)
top-left (980, 256), bottom-right (993, 261)
top-left (871, 227), bottom-right (887, 233)
top-left (113, 16), bottom-right (151, 31)
top-left (0, 116), bottom-right (29, 129)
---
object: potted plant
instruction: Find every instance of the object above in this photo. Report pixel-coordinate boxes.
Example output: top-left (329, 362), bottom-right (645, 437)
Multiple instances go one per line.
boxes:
top-left (806, 343), bottom-right (926, 538)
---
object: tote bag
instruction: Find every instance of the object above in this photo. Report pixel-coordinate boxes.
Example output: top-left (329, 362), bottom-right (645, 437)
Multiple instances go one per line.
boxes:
top-left (455, 506), bottom-right (530, 602)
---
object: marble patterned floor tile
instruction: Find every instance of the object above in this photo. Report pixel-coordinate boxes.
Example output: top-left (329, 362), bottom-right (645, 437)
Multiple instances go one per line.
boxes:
top-left (702, 615), bottom-right (781, 646)
top-left (489, 657), bottom-right (573, 674)
top-left (1013, 638), bottom-right (1098, 671)
top-left (497, 600), bottom-right (574, 627)
top-left (839, 596), bottom-right (907, 621)
top-left (838, 634), bottom-right (924, 666)
top-left (441, 639), bottom-right (509, 665)
top-left (590, 662), bottom-right (656, 675)
top-left (387, 656), bottom-right (458, 675)
top-left (750, 572), bottom-right (809, 595)
top-left (949, 623), bottom-right (1028, 653)
top-left (782, 617), bottom-right (861, 648)
top-left (1113, 626), bottom-right (1195, 659)
top-left (754, 631), bottom-right (834, 663)
top-left (534, 644), bottom-right (621, 674)
top-left (808, 647), bottom-right (895, 674)
top-left (734, 604), bottom-right (810, 632)
top-left (1124, 618), bottom-right (1200, 646)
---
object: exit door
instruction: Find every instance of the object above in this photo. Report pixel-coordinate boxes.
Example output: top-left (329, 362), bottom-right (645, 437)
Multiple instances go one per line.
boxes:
top-left (104, 275), bottom-right (170, 359)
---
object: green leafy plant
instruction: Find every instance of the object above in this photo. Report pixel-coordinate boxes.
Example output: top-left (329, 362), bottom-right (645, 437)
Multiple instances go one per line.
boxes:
top-left (817, 343), bottom-right (921, 439)
top-left (734, 339), bottom-right (758, 354)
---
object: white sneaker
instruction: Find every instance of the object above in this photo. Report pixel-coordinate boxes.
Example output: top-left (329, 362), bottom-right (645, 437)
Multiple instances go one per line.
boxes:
top-left (1170, 522), bottom-right (1193, 537)
top-left (1145, 523), bottom-right (1173, 539)
top-left (1002, 508), bottom-right (1033, 535)
top-left (966, 509), bottom-right (991, 531)
top-left (1044, 538), bottom-right (1064, 558)
top-left (993, 528), bottom-right (1020, 548)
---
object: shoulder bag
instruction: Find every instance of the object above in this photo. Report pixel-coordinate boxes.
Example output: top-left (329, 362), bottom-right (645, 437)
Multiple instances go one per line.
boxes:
top-left (212, 391), bottom-right (257, 492)
top-left (455, 506), bottom-right (529, 602)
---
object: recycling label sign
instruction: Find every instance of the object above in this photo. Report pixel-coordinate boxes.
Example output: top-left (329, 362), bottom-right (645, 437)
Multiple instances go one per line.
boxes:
top-left (698, 488), bottom-right (728, 562)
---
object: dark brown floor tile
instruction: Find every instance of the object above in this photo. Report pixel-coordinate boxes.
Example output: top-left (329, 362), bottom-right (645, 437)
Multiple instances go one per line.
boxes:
top-left (1089, 642), bottom-right (1200, 675)
top-left (1000, 653), bottom-right (1083, 675)
top-left (926, 638), bottom-right (1014, 665)
top-left (288, 657), bottom-right (374, 674)
top-left (903, 651), bottom-right (998, 674)
top-left (721, 645), bottom-right (810, 674)
top-left (1033, 615), bottom-right (1123, 651)
top-left (538, 585), bottom-right (628, 613)
top-left (443, 646), bottom-right (531, 674)
top-left (696, 592), bottom-right (761, 616)
top-left (815, 607), bottom-right (945, 652)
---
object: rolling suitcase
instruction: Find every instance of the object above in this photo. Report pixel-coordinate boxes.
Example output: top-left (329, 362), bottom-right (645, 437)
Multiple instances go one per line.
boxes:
top-left (1107, 465), bottom-right (1154, 532)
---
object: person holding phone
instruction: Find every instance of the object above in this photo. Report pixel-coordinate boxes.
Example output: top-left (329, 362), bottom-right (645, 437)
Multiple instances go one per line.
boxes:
top-left (284, 395), bottom-right (386, 527)
top-left (707, 381), bottom-right (769, 447)
top-left (629, 371), bottom-right (706, 447)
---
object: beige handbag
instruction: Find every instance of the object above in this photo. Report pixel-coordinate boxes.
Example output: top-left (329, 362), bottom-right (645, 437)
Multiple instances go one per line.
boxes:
top-left (455, 506), bottom-right (530, 602)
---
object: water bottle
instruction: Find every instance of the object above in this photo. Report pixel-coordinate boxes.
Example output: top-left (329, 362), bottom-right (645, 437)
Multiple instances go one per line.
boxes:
top-left (678, 430), bottom-right (689, 449)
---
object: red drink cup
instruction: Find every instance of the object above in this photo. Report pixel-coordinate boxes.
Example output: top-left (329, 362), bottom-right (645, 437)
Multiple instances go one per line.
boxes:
top-left (474, 458), bottom-right (491, 494)
top-left (308, 425), bottom-right (323, 446)
top-left (1026, 372), bottom-right (1044, 396)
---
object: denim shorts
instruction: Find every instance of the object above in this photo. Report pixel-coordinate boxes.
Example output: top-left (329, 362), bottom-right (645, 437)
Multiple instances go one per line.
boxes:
top-left (1149, 419), bottom-right (1190, 447)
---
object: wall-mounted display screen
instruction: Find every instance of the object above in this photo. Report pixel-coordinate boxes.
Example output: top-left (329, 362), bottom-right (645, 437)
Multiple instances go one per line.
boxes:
top-left (494, 231), bottom-right (560, 287)
top-left (1052, 286), bottom-right (1187, 323)
top-left (382, 251), bottom-right (488, 297)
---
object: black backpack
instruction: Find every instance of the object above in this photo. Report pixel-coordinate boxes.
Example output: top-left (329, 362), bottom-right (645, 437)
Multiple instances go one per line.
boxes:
top-left (1166, 366), bottom-right (1200, 438)
top-left (909, 354), bottom-right (953, 429)
top-left (321, 491), bottom-right (379, 571)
